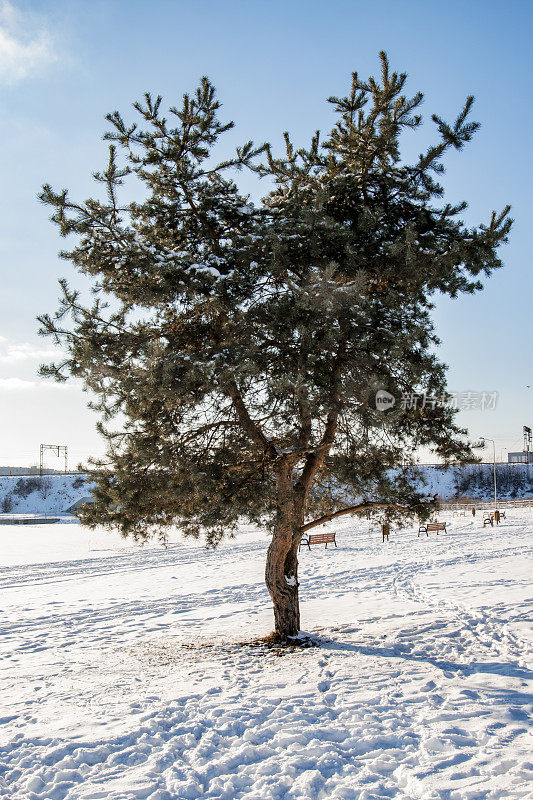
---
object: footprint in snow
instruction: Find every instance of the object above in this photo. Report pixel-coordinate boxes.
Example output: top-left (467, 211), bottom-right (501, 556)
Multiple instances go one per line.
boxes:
top-left (460, 689), bottom-right (479, 699)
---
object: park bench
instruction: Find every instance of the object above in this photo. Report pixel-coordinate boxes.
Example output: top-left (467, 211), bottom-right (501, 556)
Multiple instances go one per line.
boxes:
top-left (483, 510), bottom-right (506, 524)
top-left (299, 532), bottom-right (337, 551)
top-left (418, 521), bottom-right (447, 537)
top-left (483, 511), bottom-right (505, 526)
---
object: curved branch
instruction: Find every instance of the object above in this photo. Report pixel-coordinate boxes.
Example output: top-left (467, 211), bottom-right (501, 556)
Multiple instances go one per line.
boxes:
top-left (225, 379), bottom-right (279, 460)
top-left (299, 501), bottom-right (414, 533)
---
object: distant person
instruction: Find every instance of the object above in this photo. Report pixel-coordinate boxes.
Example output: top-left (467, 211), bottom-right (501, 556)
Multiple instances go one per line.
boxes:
top-left (494, 509), bottom-right (501, 525)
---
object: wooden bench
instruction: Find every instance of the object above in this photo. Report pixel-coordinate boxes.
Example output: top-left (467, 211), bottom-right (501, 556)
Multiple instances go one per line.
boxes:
top-left (300, 532), bottom-right (337, 551)
top-left (418, 521), bottom-right (447, 537)
top-left (483, 510), bottom-right (506, 526)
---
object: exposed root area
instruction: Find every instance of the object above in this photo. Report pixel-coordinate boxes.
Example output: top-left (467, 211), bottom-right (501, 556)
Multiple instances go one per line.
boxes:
top-left (244, 631), bottom-right (320, 651)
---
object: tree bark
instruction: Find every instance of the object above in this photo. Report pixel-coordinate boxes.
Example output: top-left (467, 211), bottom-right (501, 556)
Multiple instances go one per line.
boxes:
top-left (265, 406), bottom-right (339, 639)
top-left (265, 459), bottom-right (301, 638)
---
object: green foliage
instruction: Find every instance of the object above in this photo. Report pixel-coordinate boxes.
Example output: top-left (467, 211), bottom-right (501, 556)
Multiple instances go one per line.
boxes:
top-left (38, 53), bottom-right (511, 544)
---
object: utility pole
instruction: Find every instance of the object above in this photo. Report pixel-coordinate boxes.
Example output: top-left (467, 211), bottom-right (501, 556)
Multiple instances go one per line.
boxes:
top-left (523, 426), bottom-right (532, 461)
top-left (39, 444), bottom-right (68, 476)
top-left (480, 437), bottom-right (497, 509)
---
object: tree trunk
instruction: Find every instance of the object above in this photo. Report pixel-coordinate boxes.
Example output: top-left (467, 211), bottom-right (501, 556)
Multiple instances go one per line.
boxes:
top-left (265, 535), bottom-right (300, 638)
top-left (265, 459), bottom-right (301, 639)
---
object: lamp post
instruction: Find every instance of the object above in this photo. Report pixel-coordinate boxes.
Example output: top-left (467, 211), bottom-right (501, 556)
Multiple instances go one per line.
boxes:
top-left (480, 437), bottom-right (497, 509)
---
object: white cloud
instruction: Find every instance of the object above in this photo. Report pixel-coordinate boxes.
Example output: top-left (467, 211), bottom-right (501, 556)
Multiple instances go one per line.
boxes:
top-left (0, 337), bottom-right (75, 391)
top-left (0, 1), bottom-right (58, 83)
top-left (0, 377), bottom-right (73, 391)
top-left (0, 336), bottom-right (58, 364)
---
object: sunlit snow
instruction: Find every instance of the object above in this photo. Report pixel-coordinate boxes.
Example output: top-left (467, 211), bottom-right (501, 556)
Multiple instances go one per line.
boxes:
top-left (1, 511), bottom-right (531, 798)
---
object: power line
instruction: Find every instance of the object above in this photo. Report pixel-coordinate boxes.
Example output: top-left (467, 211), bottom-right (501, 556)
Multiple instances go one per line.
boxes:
top-left (39, 444), bottom-right (68, 476)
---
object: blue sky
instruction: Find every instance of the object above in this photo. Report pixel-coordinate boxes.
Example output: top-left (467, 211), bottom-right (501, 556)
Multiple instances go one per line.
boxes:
top-left (0, 0), bottom-right (531, 467)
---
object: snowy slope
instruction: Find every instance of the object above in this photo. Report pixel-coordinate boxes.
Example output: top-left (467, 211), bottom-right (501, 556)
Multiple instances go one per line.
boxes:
top-left (0, 474), bottom-right (92, 515)
top-left (0, 513), bottom-right (532, 799)
top-left (1, 465), bottom-right (532, 520)
top-left (416, 463), bottom-right (533, 500)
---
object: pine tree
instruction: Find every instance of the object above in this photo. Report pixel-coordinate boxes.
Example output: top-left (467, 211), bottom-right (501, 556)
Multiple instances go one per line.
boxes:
top-left (39, 54), bottom-right (511, 640)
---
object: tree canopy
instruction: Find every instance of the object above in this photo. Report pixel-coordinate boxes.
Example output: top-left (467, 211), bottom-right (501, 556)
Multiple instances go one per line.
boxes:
top-left (39, 53), bottom-right (511, 638)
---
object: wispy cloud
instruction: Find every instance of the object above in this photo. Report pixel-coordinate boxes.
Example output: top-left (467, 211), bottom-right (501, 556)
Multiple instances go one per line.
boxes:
top-left (0, 1), bottom-right (58, 83)
top-left (0, 377), bottom-right (73, 391)
top-left (0, 337), bottom-right (74, 391)
top-left (0, 336), bottom-right (58, 364)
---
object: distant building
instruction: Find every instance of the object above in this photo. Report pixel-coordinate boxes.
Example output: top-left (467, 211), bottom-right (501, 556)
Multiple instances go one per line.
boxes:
top-left (65, 496), bottom-right (94, 514)
top-left (0, 466), bottom-right (57, 476)
top-left (508, 451), bottom-right (533, 464)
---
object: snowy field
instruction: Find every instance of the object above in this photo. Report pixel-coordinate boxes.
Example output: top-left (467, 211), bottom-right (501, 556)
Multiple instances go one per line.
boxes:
top-left (1, 511), bottom-right (532, 800)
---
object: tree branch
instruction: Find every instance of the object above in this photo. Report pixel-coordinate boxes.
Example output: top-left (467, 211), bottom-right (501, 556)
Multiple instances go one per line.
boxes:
top-left (225, 379), bottom-right (278, 459)
top-left (293, 335), bottom-right (345, 504)
top-left (299, 501), bottom-right (413, 533)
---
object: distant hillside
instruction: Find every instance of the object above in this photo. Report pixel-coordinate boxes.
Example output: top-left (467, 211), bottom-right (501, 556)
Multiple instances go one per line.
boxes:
top-left (1, 464), bottom-right (531, 517)
top-left (417, 463), bottom-right (533, 501)
top-left (0, 474), bottom-right (92, 515)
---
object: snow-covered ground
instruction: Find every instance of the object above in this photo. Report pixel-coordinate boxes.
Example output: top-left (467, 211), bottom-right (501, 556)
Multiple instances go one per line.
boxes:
top-left (1, 512), bottom-right (532, 800)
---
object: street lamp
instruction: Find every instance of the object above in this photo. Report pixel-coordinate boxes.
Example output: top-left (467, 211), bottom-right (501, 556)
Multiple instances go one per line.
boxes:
top-left (480, 437), bottom-right (497, 509)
